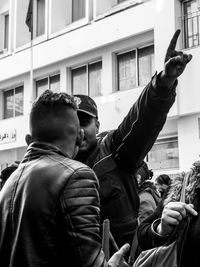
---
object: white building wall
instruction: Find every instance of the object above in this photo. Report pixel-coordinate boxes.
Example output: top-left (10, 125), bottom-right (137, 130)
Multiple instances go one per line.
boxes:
top-left (0, 0), bottom-right (200, 173)
top-left (178, 114), bottom-right (200, 171)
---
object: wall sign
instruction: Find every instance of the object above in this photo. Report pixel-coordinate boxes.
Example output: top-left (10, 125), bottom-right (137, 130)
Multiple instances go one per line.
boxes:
top-left (0, 129), bottom-right (16, 144)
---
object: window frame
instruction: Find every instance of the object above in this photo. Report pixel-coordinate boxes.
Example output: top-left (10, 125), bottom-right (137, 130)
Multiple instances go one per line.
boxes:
top-left (50, 0), bottom-right (91, 37)
top-left (32, 0), bottom-right (46, 39)
top-left (71, 60), bottom-right (102, 97)
top-left (116, 44), bottom-right (154, 92)
top-left (0, 12), bottom-right (9, 55)
top-left (146, 136), bottom-right (179, 171)
top-left (4, 13), bottom-right (9, 50)
top-left (3, 85), bottom-right (24, 119)
top-left (71, 0), bottom-right (86, 23)
top-left (35, 73), bottom-right (60, 97)
top-left (181, 0), bottom-right (200, 48)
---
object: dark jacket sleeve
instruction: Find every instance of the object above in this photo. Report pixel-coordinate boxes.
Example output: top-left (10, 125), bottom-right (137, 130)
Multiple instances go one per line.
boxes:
top-left (60, 166), bottom-right (108, 267)
top-left (112, 72), bottom-right (177, 171)
top-left (137, 201), bottom-right (169, 250)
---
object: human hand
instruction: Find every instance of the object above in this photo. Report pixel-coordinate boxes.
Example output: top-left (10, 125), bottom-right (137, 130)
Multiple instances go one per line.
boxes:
top-left (160, 29), bottom-right (192, 87)
top-left (108, 243), bottom-right (130, 267)
top-left (157, 201), bottom-right (197, 236)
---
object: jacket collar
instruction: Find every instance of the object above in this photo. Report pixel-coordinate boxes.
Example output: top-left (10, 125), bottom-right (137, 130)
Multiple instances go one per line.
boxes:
top-left (22, 142), bottom-right (69, 163)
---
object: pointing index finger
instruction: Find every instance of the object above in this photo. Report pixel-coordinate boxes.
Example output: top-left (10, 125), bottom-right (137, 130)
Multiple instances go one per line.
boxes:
top-left (167, 29), bottom-right (181, 53)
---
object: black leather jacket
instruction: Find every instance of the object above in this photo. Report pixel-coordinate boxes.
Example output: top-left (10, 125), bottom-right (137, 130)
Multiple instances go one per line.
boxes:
top-left (0, 142), bottom-right (107, 267)
top-left (75, 73), bottom-right (177, 249)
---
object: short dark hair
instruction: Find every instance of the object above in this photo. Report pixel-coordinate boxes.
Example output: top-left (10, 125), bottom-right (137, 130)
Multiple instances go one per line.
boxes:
top-left (156, 174), bottom-right (171, 186)
top-left (136, 161), bottom-right (153, 181)
top-left (30, 90), bottom-right (78, 142)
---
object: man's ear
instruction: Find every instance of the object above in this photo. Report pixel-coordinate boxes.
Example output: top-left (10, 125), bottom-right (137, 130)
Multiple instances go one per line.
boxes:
top-left (25, 134), bottom-right (33, 146)
top-left (95, 119), bottom-right (100, 134)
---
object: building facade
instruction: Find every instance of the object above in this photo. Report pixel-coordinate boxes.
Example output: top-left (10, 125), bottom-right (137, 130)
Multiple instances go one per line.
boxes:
top-left (0, 0), bottom-right (200, 176)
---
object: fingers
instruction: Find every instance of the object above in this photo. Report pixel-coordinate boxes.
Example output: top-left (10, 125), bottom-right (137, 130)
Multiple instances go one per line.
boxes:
top-left (165, 29), bottom-right (181, 63)
top-left (169, 53), bottom-right (193, 66)
top-left (162, 202), bottom-right (197, 223)
top-left (185, 203), bottom-right (198, 216)
top-left (108, 243), bottom-right (130, 267)
top-left (167, 29), bottom-right (181, 53)
top-left (163, 209), bottom-right (185, 225)
top-left (158, 202), bottom-right (197, 235)
top-left (117, 243), bottom-right (130, 257)
top-left (115, 243), bottom-right (130, 260)
top-left (162, 202), bottom-right (186, 223)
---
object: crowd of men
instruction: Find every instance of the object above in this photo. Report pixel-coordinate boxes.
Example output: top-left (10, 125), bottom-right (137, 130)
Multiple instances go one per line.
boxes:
top-left (0, 29), bottom-right (197, 267)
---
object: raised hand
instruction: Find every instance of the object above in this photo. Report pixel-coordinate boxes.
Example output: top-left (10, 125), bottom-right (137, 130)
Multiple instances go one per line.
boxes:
top-left (157, 201), bottom-right (197, 236)
top-left (163, 29), bottom-right (192, 80)
top-left (159, 29), bottom-right (193, 88)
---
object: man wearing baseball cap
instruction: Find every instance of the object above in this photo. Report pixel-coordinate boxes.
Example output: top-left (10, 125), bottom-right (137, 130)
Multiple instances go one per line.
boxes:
top-left (73, 29), bottom-right (192, 258)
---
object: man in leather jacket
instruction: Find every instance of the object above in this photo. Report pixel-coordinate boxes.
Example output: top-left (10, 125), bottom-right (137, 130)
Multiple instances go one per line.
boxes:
top-left (0, 90), bottom-right (129, 266)
top-left (73, 30), bottom-right (192, 250)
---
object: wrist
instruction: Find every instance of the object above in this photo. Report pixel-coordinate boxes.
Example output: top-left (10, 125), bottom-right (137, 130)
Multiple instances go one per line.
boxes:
top-left (151, 219), bottom-right (169, 238)
top-left (156, 223), bottom-right (163, 236)
top-left (158, 71), bottom-right (176, 89)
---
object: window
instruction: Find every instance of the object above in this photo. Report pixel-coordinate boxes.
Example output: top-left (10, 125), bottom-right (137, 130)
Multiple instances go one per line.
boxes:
top-left (36, 0), bottom-right (45, 37)
top-left (71, 61), bottom-right (102, 97)
top-left (51, 0), bottom-right (89, 34)
top-left (118, 0), bottom-right (127, 3)
top-left (4, 86), bottom-right (24, 119)
top-left (138, 45), bottom-right (154, 86)
top-left (146, 137), bottom-right (179, 171)
top-left (4, 14), bottom-right (9, 50)
top-left (72, 0), bottom-right (86, 22)
top-left (36, 74), bottom-right (60, 97)
top-left (113, 0), bottom-right (144, 8)
top-left (0, 13), bottom-right (9, 54)
top-left (117, 45), bottom-right (154, 91)
top-left (117, 51), bottom-right (136, 91)
top-left (182, 0), bottom-right (200, 48)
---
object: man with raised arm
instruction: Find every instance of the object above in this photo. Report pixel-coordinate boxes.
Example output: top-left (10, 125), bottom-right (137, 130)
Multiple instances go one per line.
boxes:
top-left (73, 30), bottom-right (192, 250)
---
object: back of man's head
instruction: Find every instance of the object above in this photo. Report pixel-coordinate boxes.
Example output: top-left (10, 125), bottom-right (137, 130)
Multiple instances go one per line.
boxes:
top-left (30, 90), bottom-right (80, 151)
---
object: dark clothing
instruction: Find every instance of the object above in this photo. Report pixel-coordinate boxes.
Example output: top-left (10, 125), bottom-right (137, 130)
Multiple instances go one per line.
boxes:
top-left (0, 142), bottom-right (107, 267)
top-left (138, 181), bottom-right (161, 223)
top-left (75, 73), bottom-right (177, 248)
top-left (137, 181), bottom-right (200, 267)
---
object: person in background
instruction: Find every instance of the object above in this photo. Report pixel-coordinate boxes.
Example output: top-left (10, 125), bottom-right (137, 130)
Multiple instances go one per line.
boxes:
top-left (155, 174), bottom-right (171, 198)
top-left (0, 90), bottom-right (129, 267)
top-left (0, 161), bottom-right (19, 190)
top-left (73, 29), bottom-right (192, 250)
top-left (136, 161), bottom-right (200, 267)
top-left (136, 162), bottom-right (161, 223)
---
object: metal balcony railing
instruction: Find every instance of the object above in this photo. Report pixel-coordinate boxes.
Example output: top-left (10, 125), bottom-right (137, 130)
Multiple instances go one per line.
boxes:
top-left (180, 11), bottom-right (200, 49)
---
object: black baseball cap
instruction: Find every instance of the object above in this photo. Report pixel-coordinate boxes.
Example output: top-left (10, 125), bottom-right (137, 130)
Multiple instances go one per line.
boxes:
top-left (73, 94), bottom-right (98, 118)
